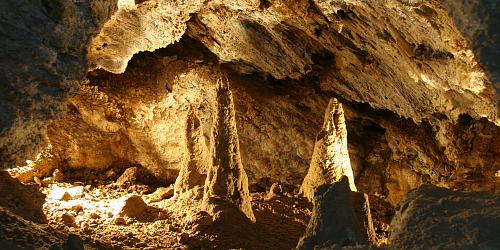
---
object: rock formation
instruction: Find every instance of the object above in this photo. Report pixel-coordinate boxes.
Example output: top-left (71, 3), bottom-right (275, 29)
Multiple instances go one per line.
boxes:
top-left (202, 78), bottom-right (256, 223)
top-left (0, 0), bottom-right (118, 167)
top-left (351, 192), bottom-right (378, 246)
top-left (296, 176), bottom-right (366, 249)
top-left (441, 0), bottom-right (500, 112)
top-left (388, 185), bottom-right (500, 249)
top-left (300, 98), bottom-right (356, 201)
top-left (2, 0), bottom-right (500, 247)
top-left (174, 106), bottom-right (210, 199)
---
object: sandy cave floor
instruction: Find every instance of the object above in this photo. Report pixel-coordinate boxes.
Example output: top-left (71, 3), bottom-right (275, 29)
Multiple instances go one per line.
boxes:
top-left (0, 167), bottom-right (314, 250)
top-left (1, 166), bottom-right (392, 249)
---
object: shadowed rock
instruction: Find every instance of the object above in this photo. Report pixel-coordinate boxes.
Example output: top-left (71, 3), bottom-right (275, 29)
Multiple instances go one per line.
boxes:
top-left (352, 192), bottom-right (377, 245)
top-left (202, 78), bottom-right (256, 223)
top-left (300, 98), bottom-right (357, 201)
top-left (389, 185), bottom-right (500, 249)
top-left (174, 106), bottom-right (210, 199)
top-left (296, 176), bottom-right (366, 250)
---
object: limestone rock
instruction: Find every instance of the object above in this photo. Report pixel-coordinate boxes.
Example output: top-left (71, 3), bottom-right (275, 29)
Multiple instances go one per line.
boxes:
top-left (113, 194), bottom-right (148, 219)
top-left (174, 106), bottom-right (210, 199)
top-left (388, 185), bottom-right (500, 249)
top-left (87, 0), bottom-right (204, 74)
top-left (441, 0), bottom-right (500, 113)
top-left (265, 182), bottom-right (284, 200)
top-left (52, 169), bottom-right (64, 183)
top-left (62, 234), bottom-right (85, 250)
top-left (351, 192), bottom-right (377, 246)
top-left (300, 98), bottom-right (356, 201)
top-left (202, 78), bottom-right (256, 223)
top-left (0, 0), bottom-right (118, 167)
top-left (148, 186), bottom-right (175, 202)
top-left (296, 176), bottom-right (366, 249)
top-left (116, 167), bottom-right (138, 185)
top-left (61, 213), bottom-right (76, 227)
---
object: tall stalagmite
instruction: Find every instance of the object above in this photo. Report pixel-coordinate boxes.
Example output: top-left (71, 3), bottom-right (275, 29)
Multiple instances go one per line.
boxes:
top-left (202, 78), bottom-right (256, 223)
top-left (300, 98), bottom-right (357, 201)
top-left (174, 106), bottom-right (210, 199)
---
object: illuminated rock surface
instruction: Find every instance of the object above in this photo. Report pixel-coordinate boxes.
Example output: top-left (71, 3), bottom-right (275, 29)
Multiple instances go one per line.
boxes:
top-left (300, 98), bottom-right (356, 201)
top-left (174, 106), bottom-right (210, 199)
top-left (202, 79), bottom-right (256, 223)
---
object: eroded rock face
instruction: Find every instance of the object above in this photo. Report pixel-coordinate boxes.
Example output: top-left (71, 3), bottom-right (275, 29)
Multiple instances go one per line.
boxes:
top-left (87, 0), bottom-right (204, 74)
top-left (300, 98), bottom-right (356, 201)
top-left (388, 185), bottom-right (500, 249)
top-left (202, 79), bottom-right (255, 223)
top-left (0, 0), bottom-right (118, 167)
top-left (441, 0), bottom-right (500, 112)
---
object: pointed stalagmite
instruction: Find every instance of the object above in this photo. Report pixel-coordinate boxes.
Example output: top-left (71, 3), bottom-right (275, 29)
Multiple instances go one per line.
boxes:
top-left (202, 78), bottom-right (256, 223)
top-left (174, 106), bottom-right (210, 199)
top-left (300, 98), bottom-right (357, 201)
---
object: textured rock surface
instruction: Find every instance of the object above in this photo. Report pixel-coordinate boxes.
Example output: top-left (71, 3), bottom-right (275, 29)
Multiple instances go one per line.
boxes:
top-left (0, 0), bottom-right (118, 167)
top-left (174, 106), bottom-right (210, 199)
top-left (300, 98), bottom-right (356, 201)
top-left (113, 194), bottom-right (148, 218)
top-left (296, 176), bottom-right (366, 249)
top-left (441, 0), bottom-right (500, 111)
top-left (42, 36), bottom-right (500, 209)
top-left (351, 192), bottom-right (377, 246)
top-left (2, 0), bottom-right (500, 219)
top-left (87, 0), bottom-right (204, 74)
top-left (388, 185), bottom-right (500, 249)
top-left (202, 79), bottom-right (255, 223)
top-left (187, 0), bottom-right (497, 123)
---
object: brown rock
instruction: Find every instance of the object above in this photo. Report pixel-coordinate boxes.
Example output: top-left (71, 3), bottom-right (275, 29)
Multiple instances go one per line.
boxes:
top-left (113, 217), bottom-right (126, 225)
top-left (148, 186), bottom-right (175, 202)
top-left (52, 169), bottom-right (64, 182)
top-left (116, 167), bottom-right (138, 185)
top-left (300, 98), bottom-right (357, 202)
top-left (202, 78), bottom-right (256, 223)
top-left (296, 176), bottom-right (366, 249)
top-left (178, 232), bottom-right (189, 244)
top-left (61, 213), bottom-right (76, 227)
top-left (113, 194), bottom-right (148, 219)
top-left (42, 177), bottom-right (54, 186)
top-left (351, 192), bottom-right (377, 245)
top-left (174, 106), bottom-right (210, 199)
top-left (265, 182), bottom-right (284, 200)
top-left (389, 185), bottom-right (500, 249)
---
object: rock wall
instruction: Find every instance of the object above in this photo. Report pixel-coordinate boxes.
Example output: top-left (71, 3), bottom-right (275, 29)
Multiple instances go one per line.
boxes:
top-left (388, 185), bottom-right (500, 249)
top-left (441, 0), bottom-right (500, 112)
top-left (0, 0), bottom-right (118, 167)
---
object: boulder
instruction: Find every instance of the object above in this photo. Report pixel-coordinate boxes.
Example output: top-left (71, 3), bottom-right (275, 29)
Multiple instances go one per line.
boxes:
top-left (296, 176), bottom-right (366, 250)
top-left (202, 78), bottom-right (255, 223)
top-left (388, 185), bottom-right (500, 249)
top-left (300, 98), bottom-right (357, 202)
top-left (116, 167), bottom-right (138, 185)
top-left (113, 194), bottom-right (148, 219)
top-left (148, 186), bottom-right (175, 202)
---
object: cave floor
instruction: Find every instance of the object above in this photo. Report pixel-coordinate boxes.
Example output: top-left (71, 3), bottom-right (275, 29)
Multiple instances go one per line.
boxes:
top-left (0, 169), bottom-right (314, 250)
